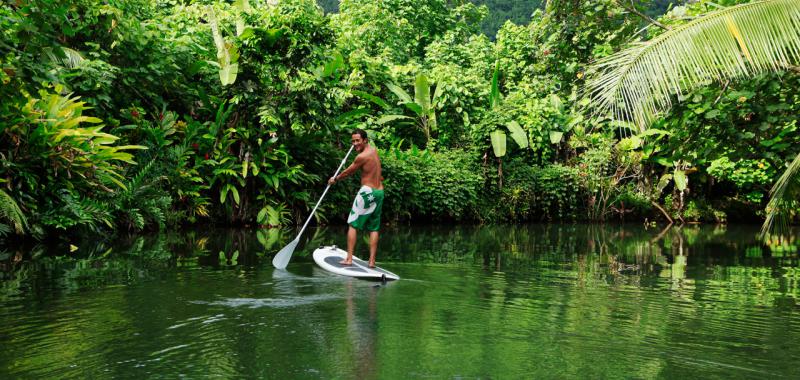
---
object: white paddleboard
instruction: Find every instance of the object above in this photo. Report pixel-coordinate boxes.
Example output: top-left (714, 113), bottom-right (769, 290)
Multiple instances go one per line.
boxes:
top-left (312, 246), bottom-right (400, 281)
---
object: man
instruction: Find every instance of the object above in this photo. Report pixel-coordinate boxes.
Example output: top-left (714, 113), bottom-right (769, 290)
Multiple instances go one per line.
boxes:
top-left (328, 129), bottom-right (384, 268)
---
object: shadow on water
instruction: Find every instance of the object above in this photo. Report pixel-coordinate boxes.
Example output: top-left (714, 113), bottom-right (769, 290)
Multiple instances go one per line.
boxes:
top-left (0, 224), bottom-right (799, 378)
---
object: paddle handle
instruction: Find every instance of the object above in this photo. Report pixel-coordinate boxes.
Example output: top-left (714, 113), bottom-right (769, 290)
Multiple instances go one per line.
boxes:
top-left (296, 145), bottom-right (355, 237)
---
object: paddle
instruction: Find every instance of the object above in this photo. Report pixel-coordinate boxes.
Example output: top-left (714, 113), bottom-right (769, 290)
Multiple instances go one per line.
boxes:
top-left (272, 145), bottom-right (355, 269)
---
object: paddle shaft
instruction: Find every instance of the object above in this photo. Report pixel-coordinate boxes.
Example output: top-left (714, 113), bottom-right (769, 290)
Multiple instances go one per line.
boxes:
top-left (295, 145), bottom-right (355, 239)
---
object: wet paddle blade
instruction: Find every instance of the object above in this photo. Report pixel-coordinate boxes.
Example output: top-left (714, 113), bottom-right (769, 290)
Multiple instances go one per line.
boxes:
top-left (272, 238), bottom-right (299, 269)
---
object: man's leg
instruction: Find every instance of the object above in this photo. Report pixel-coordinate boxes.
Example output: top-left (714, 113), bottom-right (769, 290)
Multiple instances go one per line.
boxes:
top-left (368, 231), bottom-right (379, 268)
top-left (341, 226), bottom-right (357, 265)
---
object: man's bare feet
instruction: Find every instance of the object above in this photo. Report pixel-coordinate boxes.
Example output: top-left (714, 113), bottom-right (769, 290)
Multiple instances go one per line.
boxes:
top-left (339, 260), bottom-right (352, 266)
top-left (368, 262), bottom-right (376, 268)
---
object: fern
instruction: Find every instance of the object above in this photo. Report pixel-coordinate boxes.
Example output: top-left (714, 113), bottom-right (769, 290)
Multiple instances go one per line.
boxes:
top-left (42, 190), bottom-right (113, 232)
top-left (0, 190), bottom-right (28, 235)
top-left (109, 159), bottom-right (172, 231)
top-left (0, 223), bottom-right (12, 238)
top-left (119, 160), bottom-right (160, 202)
top-left (128, 210), bottom-right (145, 231)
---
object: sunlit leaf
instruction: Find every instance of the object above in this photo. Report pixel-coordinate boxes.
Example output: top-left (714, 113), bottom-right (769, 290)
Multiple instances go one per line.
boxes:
top-left (376, 114), bottom-right (411, 124)
top-left (490, 130), bottom-right (507, 158)
top-left (414, 74), bottom-right (430, 112)
top-left (548, 131), bottom-right (563, 145)
top-left (506, 121), bottom-right (528, 148)
top-left (674, 169), bottom-right (688, 191)
top-left (386, 83), bottom-right (413, 104)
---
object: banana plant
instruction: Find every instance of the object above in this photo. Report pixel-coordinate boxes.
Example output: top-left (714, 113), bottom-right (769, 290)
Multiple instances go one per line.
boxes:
top-left (480, 61), bottom-right (529, 189)
top-left (378, 73), bottom-right (441, 147)
top-left (207, 1), bottom-right (253, 87)
top-left (486, 61), bottom-right (528, 158)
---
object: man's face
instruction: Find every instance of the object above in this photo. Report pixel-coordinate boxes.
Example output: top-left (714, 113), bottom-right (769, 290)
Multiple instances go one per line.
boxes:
top-left (351, 134), bottom-right (366, 152)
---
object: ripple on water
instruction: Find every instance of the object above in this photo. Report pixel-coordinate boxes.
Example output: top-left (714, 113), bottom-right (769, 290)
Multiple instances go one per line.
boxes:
top-left (190, 293), bottom-right (341, 309)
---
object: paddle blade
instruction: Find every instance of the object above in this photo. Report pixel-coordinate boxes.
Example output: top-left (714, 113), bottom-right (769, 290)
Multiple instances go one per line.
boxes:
top-left (272, 238), bottom-right (299, 269)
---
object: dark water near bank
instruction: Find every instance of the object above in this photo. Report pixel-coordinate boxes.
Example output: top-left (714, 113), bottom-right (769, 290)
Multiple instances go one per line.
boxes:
top-left (1, 224), bottom-right (799, 379)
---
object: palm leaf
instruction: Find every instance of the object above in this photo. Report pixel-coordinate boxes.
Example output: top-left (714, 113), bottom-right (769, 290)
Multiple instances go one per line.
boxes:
top-left (335, 108), bottom-right (371, 124)
top-left (586, 0), bottom-right (800, 131)
top-left (44, 47), bottom-right (85, 69)
top-left (376, 114), bottom-right (412, 125)
top-left (761, 151), bottom-right (800, 240)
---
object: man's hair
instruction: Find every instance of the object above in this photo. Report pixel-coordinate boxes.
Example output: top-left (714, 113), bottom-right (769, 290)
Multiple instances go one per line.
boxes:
top-left (352, 128), bottom-right (368, 141)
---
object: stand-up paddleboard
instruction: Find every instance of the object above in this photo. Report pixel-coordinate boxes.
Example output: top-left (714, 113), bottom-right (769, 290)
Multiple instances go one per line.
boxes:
top-left (313, 246), bottom-right (399, 281)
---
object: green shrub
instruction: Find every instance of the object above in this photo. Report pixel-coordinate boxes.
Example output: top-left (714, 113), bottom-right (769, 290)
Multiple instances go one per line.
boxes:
top-left (381, 149), bottom-right (482, 222)
top-left (483, 160), bottom-right (584, 222)
top-left (683, 199), bottom-right (727, 224)
top-left (529, 164), bottom-right (584, 221)
top-left (611, 184), bottom-right (653, 221)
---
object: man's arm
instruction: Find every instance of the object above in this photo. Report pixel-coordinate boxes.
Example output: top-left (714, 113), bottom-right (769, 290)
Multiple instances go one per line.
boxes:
top-left (328, 155), bottom-right (364, 184)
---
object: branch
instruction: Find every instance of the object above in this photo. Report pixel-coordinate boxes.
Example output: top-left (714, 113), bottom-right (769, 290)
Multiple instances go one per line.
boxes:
top-left (617, 1), bottom-right (671, 31)
top-left (713, 80), bottom-right (731, 105)
top-left (651, 201), bottom-right (674, 224)
top-left (650, 223), bottom-right (672, 243)
top-left (781, 63), bottom-right (800, 74)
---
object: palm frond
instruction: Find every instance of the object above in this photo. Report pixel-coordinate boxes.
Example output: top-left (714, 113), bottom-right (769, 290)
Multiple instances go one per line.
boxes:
top-left (44, 47), bottom-right (85, 69)
top-left (586, 0), bottom-right (800, 130)
top-left (761, 151), bottom-right (800, 240)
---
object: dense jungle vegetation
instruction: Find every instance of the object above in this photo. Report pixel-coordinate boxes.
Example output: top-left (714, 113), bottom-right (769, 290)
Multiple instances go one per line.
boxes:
top-left (1, 0), bottom-right (799, 246)
top-left (317, 1), bottom-right (677, 38)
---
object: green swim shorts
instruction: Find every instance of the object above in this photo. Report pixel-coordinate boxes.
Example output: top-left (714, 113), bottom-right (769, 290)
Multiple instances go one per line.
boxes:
top-left (347, 185), bottom-right (384, 232)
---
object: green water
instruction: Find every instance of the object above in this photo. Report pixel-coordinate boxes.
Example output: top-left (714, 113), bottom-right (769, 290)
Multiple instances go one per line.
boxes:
top-left (1, 224), bottom-right (799, 379)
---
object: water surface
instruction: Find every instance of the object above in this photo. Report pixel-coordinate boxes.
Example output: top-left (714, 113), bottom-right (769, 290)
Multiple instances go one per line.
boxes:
top-left (1, 224), bottom-right (798, 378)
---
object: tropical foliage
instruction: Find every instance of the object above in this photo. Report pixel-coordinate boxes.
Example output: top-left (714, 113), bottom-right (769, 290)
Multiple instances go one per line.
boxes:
top-left (587, 0), bottom-right (800, 236)
top-left (0, 0), bottom-right (798, 250)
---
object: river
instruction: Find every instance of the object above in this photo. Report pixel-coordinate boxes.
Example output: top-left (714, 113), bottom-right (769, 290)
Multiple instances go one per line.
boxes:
top-left (1, 224), bottom-right (798, 378)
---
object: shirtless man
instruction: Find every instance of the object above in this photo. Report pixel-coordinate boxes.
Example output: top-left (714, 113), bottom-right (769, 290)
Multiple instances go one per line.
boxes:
top-left (328, 129), bottom-right (384, 268)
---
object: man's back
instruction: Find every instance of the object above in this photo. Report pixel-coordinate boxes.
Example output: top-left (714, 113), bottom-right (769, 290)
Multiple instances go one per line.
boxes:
top-left (359, 146), bottom-right (383, 190)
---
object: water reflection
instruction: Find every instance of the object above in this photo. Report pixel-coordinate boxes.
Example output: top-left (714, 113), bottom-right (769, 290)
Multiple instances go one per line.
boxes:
top-left (344, 280), bottom-right (379, 380)
top-left (1, 224), bottom-right (799, 301)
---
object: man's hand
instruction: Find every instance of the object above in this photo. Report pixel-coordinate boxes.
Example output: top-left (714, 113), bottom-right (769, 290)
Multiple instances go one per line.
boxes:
top-left (328, 176), bottom-right (336, 185)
